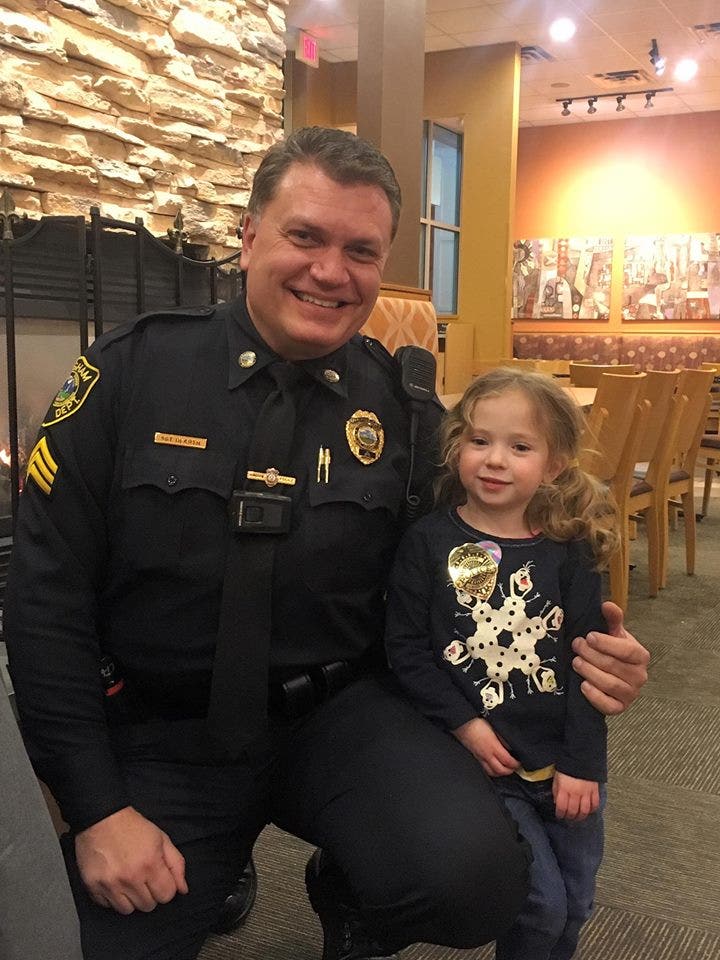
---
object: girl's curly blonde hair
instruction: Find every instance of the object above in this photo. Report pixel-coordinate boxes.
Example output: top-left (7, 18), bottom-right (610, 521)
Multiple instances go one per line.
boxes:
top-left (436, 367), bottom-right (620, 570)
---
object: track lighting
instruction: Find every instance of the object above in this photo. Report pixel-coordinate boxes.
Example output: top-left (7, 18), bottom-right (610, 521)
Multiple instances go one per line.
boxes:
top-left (649, 39), bottom-right (666, 77)
top-left (556, 87), bottom-right (672, 117)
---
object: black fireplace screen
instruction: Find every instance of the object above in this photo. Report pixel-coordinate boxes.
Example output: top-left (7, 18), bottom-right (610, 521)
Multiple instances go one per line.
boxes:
top-left (1, 201), bottom-right (242, 539)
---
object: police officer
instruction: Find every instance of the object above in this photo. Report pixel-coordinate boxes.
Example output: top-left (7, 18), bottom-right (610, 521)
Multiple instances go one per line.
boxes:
top-left (5, 127), bottom-right (649, 960)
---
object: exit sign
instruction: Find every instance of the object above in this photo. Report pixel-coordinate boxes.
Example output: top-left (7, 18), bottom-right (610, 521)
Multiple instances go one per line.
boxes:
top-left (296, 30), bottom-right (319, 68)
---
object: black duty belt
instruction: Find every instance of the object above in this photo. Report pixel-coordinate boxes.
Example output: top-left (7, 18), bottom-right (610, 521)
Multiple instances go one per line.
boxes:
top-left (269, 660), bottom-right (357, 721)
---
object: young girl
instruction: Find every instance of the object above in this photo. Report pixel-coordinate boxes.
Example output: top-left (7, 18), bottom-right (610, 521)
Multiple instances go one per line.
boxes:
top-left (385, 367), bottom-right (620, 960)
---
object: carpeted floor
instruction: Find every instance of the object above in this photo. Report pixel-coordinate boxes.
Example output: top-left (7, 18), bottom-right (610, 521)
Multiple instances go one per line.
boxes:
top-left (200, 489), bottom-right (720, 960)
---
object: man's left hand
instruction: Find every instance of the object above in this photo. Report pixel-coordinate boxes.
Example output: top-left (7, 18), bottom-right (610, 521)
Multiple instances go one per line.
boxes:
top-left (572, 601), bottom-right (649, 715)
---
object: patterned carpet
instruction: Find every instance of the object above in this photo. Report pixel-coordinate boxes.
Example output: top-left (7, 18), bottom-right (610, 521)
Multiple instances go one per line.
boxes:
top-left (200, 502), bottom-right (720, 960)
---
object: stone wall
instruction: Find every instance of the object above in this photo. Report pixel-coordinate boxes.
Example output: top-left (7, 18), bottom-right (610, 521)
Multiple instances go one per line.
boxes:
top-left (0, 0), bottom-right (288, 256)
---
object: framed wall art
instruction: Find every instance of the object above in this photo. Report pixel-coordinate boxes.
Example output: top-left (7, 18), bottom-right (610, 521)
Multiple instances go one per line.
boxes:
top-left (623, 233), bottom-right (720, 320)
top-left (512, 236), bottom-right (613, 320)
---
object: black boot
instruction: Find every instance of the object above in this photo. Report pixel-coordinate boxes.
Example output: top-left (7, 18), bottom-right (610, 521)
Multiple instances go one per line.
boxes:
top-left (305, 849), bottom-right (399, 960)
top-left (212, 857), bottom-right (258, 934)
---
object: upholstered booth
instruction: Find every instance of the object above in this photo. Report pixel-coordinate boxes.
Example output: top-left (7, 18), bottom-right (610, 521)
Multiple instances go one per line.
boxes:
top-left (513, 332), bottom-right (720, 372)
top-left (361, 285), bottom-right (441, 392)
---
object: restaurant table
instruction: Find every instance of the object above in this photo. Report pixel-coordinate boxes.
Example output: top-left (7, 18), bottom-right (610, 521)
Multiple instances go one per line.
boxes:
top-left (562, 385), bottom-right (597, 408)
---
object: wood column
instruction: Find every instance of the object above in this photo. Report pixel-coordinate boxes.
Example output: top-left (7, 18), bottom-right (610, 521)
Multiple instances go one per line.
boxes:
top-left (357, 0), bottom-right (426, 286)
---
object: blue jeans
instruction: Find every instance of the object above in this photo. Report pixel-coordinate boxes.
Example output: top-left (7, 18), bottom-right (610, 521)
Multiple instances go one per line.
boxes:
top-left (494, 774), bottom-right (606, 960)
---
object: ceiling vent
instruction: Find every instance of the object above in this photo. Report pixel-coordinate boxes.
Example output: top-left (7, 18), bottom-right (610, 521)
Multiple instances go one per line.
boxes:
top-left (691, 22), bottom-right (720, 42)
top-left (589, 68), bottom-right (654, 89)
top-left (520, 45), bottom-right (554, 64)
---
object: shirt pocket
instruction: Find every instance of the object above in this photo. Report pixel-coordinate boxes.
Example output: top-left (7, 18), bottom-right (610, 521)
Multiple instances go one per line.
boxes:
top-left (118, 443), bottom-right (236, 565)
top-left (300, 457), bottom-right (405, 594)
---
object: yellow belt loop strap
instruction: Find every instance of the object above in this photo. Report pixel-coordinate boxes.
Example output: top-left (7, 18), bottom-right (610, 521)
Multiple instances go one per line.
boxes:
top-left (516, 763), bottom-right (556, 782)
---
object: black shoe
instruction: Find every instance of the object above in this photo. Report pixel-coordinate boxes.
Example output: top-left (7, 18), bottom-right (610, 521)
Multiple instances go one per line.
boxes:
top-left (305, 849), bottom-right (399, 960)
top-left (212, 857), bottom-right (258, 934)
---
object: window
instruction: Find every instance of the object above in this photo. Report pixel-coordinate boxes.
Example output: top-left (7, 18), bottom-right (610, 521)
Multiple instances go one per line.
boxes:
top-left (420, 121), bottom-right (462, 316)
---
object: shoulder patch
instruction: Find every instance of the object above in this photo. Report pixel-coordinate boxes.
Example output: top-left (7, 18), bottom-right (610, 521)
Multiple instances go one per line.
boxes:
top-left (42, 355), bottom-right (100, 427)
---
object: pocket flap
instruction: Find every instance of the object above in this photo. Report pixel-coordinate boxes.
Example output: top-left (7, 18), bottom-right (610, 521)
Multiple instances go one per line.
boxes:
top-left (122, 443), bottom-right (236, 499)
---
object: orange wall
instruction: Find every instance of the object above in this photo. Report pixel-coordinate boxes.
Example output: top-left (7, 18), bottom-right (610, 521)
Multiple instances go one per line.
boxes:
top-left (514, 111), bottom-right (720, 334)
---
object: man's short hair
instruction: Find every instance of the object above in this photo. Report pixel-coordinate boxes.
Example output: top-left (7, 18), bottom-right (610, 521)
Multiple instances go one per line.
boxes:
top-left (246, 126), bottom-right (402, 240)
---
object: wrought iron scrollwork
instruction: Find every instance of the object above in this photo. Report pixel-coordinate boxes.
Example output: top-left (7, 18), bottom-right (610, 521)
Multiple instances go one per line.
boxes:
top-left (0, 189), bottom-right (28, 241)
top-left (167, 208), bottom-right (189, 254)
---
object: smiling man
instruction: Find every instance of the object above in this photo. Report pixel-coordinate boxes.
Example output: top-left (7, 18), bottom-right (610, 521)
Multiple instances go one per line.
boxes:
top-left (5, 127), bottom-right (649, 960)
top-left (241, 162), bottom-right (394, 360)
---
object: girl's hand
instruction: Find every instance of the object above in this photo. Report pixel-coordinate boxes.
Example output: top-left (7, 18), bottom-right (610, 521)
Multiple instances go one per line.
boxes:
top-left (553, 771), bottom-right (600, 820)
top-left (452, 717), bottom-right (519, 777)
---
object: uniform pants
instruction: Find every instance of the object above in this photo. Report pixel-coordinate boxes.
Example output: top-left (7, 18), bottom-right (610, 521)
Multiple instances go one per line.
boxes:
top-left (63, 676), bottom-right (530, 960)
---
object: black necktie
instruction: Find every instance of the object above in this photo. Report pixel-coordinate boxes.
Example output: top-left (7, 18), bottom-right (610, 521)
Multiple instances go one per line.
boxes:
top-left (208, 361), bottom-right (304, 754)
top-left (246, 361), bottom-right (304, 482)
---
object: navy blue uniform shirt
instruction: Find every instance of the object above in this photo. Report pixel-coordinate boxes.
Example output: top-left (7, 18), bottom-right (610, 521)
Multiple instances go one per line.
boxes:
top-left (5, 296), bottom-right (442, 830)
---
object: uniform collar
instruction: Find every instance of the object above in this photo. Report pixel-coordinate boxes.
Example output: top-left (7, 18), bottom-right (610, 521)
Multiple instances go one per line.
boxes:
top-left (226, 296), bottom-right (348, 398)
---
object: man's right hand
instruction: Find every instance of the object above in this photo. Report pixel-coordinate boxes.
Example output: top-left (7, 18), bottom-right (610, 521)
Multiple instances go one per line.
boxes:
top-left (75, 806), bottom-right (188, 914)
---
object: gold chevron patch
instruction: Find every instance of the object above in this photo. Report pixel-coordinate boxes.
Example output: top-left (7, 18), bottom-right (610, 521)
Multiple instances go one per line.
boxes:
top-left (26, 436), bottom-right (58, 496)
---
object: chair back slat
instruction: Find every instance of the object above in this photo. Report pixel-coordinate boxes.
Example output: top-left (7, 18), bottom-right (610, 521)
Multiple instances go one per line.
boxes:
top-left (569, 362), bottom-right (637, 387)
top-left (636, 370), bottom-right (680, 462)
top-left (673, 369), bottom-right (715, 471)
top-left (644, 392), bottom-right (688, 492)
top-left (580, 373), bottom-right (646, 480)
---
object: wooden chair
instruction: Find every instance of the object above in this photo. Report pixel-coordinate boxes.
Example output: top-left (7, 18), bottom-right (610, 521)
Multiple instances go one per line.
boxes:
top-left (697, 363), bottom-right (720, 515)
top-left (699, 432), bottom-right (720, 516)
top-left (619, 371), bottom-right (681, 597)
top-left (470, 358), bottom-right (538, 376)
top-left (579, 373), bottom-right (648, 609)
top-left (361, 293), bottom-right (441, 390)
top-left (569, 362), bottom-right (637, 387)
top-left (530, 358), bottom-right (570, 378)
top-left (646, 368), bottom-right (714, 587)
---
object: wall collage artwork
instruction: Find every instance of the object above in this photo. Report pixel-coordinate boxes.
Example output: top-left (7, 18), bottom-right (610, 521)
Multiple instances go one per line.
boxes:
top-left (513, 233), bottom-right (720, 321)
top-left (512, 237), bottom-right (613, 320)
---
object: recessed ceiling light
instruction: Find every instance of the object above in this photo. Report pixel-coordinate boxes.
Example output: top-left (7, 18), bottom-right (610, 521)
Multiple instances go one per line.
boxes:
top-left (549, 17), bottom-right (576, 43)
top-left (551, 81), bottom-right (571, 89)
top-left (674, 58), bottom-right (699, 82)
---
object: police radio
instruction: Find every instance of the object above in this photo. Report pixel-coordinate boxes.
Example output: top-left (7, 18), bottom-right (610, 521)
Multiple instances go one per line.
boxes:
top-left (394, 346), bottom-right (437, 521)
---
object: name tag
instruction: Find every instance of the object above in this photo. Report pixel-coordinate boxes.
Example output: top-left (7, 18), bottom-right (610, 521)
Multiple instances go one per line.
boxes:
top-left (154, 432), bottom-right (208, 449)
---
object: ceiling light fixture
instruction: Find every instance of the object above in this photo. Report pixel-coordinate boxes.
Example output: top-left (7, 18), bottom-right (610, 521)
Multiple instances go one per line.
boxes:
top-left (649, 38), bottom-right (666, 77)
top-left (556, 87), bottom-right (673, 117)
top-left (674, 58), bottom-right (699, 82)
top-left (549, 17), bottom-right (576, 42)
